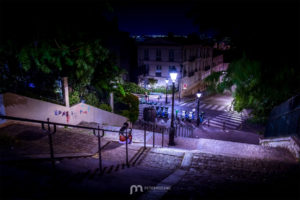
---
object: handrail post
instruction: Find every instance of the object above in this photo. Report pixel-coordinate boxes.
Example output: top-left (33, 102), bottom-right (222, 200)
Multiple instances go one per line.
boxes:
top-left (97, 125), bottom-right (103, 174)
top-left (162, 127), bottom-right (164, 147)
top-left (47, 118), bottom-right (55, 170)
top-left (152, 123), bottom-right (155, 148)
top-left (125, 128), bottom-right (129, 167)
top-left (144, 122), bottom-right (146, 149)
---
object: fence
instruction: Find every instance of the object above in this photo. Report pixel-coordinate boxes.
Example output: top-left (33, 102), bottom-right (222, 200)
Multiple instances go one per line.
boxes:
top-left (265, 94), bottom-right (300, 138)
top-left (0, 115), bottom-right (129, 174)
top-left (138, 119), bottom-right (194, 142)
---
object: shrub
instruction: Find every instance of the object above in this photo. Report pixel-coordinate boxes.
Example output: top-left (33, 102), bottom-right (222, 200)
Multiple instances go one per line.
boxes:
top-left (151, 86), bottom-right (172, 94)
top-left (84, 92), bottom-right (101, 108)
top-left (99, 103), bottom-right (112, 112)
top-left (69, 90), bottom-right (80, 106)
top-left (120, 93), bottom-right (139, 123)
top-left (123, 82), bottom-right (147, 94)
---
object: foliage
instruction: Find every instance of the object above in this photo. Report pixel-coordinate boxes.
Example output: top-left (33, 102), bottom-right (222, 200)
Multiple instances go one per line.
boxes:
top-left (148, 78), bottom-right (158, 88)
top-left (218, 53), bottom-right (300, 121)
top-left (151, 86), bottom-right (172, 94)
top-left (120, 93), bottom-right (139, 123)
top-left (69, 91), bottom-right (80, 106)
top-left (99, 103), bottom-right (112, 112)
top-left (123, 82), bottom-right (147, 94)
top-left (84, 92), bottom-right (101, 108)
top-left (204, 71), bottom-right (223, 94)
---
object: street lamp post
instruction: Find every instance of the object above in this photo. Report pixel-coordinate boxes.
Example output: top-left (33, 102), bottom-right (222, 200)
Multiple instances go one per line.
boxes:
top-left (196, 90), bottom-right (202, 126)
top-left (165, 79), bottom-right (169, 104)
top-left (168, 71), bottom-right (177, 146)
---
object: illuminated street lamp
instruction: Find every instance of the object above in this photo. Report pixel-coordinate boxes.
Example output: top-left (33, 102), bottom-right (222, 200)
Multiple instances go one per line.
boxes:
top-left (168, 70), bottom-right (178, 146)
top-left (196, 90), bottom-right (202, 126)
top-left (165, 79), bottom-right (169, 104)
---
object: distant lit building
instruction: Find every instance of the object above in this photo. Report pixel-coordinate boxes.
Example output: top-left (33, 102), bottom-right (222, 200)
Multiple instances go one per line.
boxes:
top-left (137, 37), bottom-right (229, 97)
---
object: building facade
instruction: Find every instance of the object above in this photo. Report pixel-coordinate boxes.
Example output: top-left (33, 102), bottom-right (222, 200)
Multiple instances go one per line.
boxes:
top-left (137, 37), bottom-right (229, 97)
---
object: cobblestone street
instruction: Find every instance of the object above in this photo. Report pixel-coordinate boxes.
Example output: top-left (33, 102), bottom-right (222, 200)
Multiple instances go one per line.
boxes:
top-left (0, 123), bottom-right (299, 199)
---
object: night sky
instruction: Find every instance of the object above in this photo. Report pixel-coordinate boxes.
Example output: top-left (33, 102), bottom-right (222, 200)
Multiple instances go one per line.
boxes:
top-left (0, 0), bottom-right (299, 63)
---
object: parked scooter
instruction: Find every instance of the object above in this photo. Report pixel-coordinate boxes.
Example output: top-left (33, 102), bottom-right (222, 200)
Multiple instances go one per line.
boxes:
top-left (164, 107), bottom-right (169, 118)
top-left (156, 106), bottom-right (161, 117)
top-left (181, 110), bottom-right (186, 121)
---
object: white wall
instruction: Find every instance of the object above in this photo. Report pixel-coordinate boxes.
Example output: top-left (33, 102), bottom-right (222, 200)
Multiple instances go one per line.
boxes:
top-left (3, 93), bottom-right (127, 127)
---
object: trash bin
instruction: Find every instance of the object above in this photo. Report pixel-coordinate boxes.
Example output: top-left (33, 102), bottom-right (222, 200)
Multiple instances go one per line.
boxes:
top-left (143, 107), bottom-right (156, 122)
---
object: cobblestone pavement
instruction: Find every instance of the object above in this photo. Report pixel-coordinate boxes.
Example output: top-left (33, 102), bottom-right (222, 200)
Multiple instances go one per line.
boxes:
top-left (162, 152), bottom-right (300, 200)
top-left (0, 124), bottom-right (99, 159)
top-left (1, 123), bottom-right (299, 200)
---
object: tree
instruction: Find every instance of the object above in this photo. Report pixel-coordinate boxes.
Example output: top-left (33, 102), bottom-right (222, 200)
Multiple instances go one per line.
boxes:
top-left (148, 78), bottom-right (158, 89)
top-left (219, 54), bottom-right (300, 122)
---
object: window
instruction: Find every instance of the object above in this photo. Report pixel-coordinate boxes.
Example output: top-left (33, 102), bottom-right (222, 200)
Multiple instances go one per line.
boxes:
top-left (204, 65), bottom-right (210, 71)
top-left (169, 49), bottom-right (174, 61)
top-left (169, 66), bottom-right (176, 72)
top-left (155, 72), bottom-right (162, 77)
top-left (156, 65), bottom-right (162, 77)
top-left (144, 49), bottom-right (149, 60)
top-left (143, 64), bottom-right (149, 75)
top-left (156, 49), bottom-right (161, 61)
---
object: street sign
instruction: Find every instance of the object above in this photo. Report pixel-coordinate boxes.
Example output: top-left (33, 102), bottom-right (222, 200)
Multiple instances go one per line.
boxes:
top-left (183, 83), bottom-right (187, 90)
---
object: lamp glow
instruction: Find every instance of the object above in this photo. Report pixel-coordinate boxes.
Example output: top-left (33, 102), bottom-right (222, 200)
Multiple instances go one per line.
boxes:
top-left (170, 72), bottom-right (177, 82)
top-left (196, 91), bottom-right (201, 98)
top-left (165, 79), bottom-right (169, 84)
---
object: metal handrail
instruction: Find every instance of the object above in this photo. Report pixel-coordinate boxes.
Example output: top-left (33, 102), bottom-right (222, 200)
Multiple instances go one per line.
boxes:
top-left (0, 115), bottom-right (119, 133)
top-left (0, 115), bottom-right (125, 174)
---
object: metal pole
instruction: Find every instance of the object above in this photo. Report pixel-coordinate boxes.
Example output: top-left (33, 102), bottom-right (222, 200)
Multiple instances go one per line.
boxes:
top-left (168, 82), bottom-right (175, 146)
top-left (144, 122), bottom-right (146, 149)
top-left (162, 128), bottom-right (164, 147)
top-left (125, 128), bottom-right (129, 167)
top-left (47, 118), bottom-right (55, 170)
top-left (153, 124), bottom-right (155, 148)
top-left (165, 83), bottom-right (168, 104)
top-left (98, 126), bottom-right (103, 174)
top-left (197, 98), bottom-right (200, 126)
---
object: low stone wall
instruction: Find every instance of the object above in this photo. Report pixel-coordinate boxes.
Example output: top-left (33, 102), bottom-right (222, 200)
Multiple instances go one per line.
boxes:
top-left (259, 136), bottom-right (300, 160)
top-left (2, 93), bottom-right (127, 127)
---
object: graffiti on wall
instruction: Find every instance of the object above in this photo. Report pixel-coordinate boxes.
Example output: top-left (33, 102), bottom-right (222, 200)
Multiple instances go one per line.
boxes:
top-left (54, 110), bottom-right (74, 123)
top-left (79, 104), bottom-right (90, 114)
top-left (53, 103), bottom-right (90, 123)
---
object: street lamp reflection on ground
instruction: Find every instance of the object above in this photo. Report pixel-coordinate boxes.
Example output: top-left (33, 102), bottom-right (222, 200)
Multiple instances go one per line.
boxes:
top-left (168, 71), bottom-right (177, 146)
top-left (165, 79), bottom-right (169, 104)
top-left (196, 90), bottom-right (202, 126)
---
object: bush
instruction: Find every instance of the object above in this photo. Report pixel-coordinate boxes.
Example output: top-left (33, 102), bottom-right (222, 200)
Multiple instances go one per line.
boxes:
top-left (123, 82), bottom-right (146, 94)
top-left (99, 103), bottom-right (112, 112)
top-left (69, 90), bottom-right (80, 106)
top-left (151, 86), bottom-right (172, 94)
top-left (84, 92), bottom-right (101, 108)
top-left (120, 93), bottom-right (139, 123)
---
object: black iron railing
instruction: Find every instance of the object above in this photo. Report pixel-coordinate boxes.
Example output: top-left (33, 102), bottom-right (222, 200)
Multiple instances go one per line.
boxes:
top-left (0, 115), bottom-right (131, 174)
